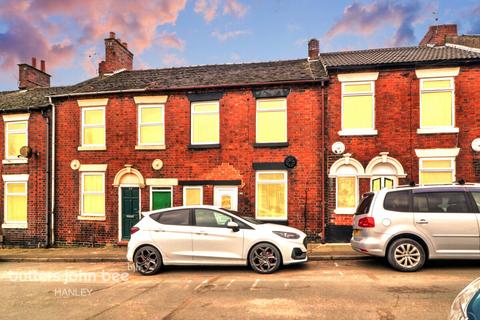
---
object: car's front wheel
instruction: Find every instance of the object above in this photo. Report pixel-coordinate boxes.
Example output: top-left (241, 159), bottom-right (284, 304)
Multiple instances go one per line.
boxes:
top-left (134, 245), bottom-right (162, 275)
top-left (387, 238), bottom-right (426, 272)
top-left (249, 243), bottom-right (282, 274)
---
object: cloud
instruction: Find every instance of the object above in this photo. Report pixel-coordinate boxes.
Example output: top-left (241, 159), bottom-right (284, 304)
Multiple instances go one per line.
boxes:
top-left (325, 0), bottom-right (433, 46)
top-left (158, 31), bottom-right (185, 50)
top-left (195, 0), bottom-right (247, 22)
top-left (161, 54), bottom-right (186, 66)
top-left (211, 30), bottom-right (249, 42)
top-left (0, 0), bottom-right (187, 75)
top-left (467, 5), bottom-right (480, 33)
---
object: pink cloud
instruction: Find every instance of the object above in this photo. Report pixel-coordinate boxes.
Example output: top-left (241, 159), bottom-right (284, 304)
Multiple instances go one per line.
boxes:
top-left (223, 0), bottom-right (247, 18)
top-left (158, 31), bottom-right (186, 50)
top-left (161, 54), bottom-right (186, 66)
top-left (195, 0), bottom-right (247, 22)
top-left (211, 30), bottom-right (250, 42)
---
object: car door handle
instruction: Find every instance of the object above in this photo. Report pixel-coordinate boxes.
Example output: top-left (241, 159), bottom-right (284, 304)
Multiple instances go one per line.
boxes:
top-left (194, 232), bottom-right (208, 235)
top-left (153, 230), bottom-right (164, 232)
top-left (416, 219), bottom-right (429, 224)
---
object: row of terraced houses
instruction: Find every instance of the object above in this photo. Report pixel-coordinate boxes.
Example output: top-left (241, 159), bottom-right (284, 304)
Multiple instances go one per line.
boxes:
top-left (1, 24), bottom-right (480, 246)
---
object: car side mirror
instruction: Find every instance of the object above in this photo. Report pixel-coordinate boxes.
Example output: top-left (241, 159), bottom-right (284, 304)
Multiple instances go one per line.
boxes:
top-left (227, 221), bottom-right (240, 232)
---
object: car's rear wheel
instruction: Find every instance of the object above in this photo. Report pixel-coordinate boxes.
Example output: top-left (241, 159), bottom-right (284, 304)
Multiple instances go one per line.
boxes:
top-left (134, 245), bottom-right (162, 275)
top-left (249, 243), bottom-right (282, 274)
top-left (387, 238), bottom-right (426, 272)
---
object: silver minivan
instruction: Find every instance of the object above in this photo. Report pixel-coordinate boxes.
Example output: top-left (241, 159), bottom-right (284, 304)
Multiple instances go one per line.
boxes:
top-left (351, 184), bottom-right (480, 271)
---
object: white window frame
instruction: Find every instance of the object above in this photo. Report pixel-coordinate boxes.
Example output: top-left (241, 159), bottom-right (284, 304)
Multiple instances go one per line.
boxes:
top-left (183, 186), bottom-right (203, 206)
top-left (2, 174), bottom-right (29, 229)
top-left (81, 107), bottom-right (106, 148)
top-left (150, 186), bottom-right (173, 210)
top-left (335, 175), bottom-right (359, 215)
top-left (137, 104), bottom-right (165, 148)
top-left (4, 120), bottom-right (28, 162)
top-left (418, 77), bottom-right (458, 134)
top-left (255, 98), bottom-right (287, 143)
top-left (339, 81), bottom-right (377, 136)
top-left (191, 101), bottom-right (220, 145)
top-left (370, 176), bottom-right (397, 191)
top-left (419, 157), bottom-right (456, 186)
top-left (80, 172), bottom-right (105, 217)
top-left (255, 171), bottom-right (288, 221)
top-left (214, 186), bottom-right (238, 211)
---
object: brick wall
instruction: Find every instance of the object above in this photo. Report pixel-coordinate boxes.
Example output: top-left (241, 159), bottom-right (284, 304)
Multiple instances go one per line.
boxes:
top-left (54, 84), bottom-right (324, 245)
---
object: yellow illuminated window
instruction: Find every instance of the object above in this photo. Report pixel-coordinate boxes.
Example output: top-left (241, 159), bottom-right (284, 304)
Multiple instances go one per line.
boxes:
top-left (191, 102), bottom-right (219, 145)
top-left (256, 98), bottom-right (287, 143)
top-left (4, 181), bottom-right (27, 224)
top-left (420, 78), bottom-right (454, 128)
top-left (419, 158), bottom-right (454, 185)
top-left (138, 105), bottom-right (164, 145)
top-left (5, 121), bottom-right (27, 159)
top-left (256, 171), bottom-right (287, 220)
top-left (81, 173), bottom-right (105, 216)
top-left (337, 176), bottom-right (356, 209)
top-left (82, 107), bottom-right (105, 146)
top-left (342, 82), bottom-right (374, 130)
top-left (184, 186), bottom-right (203, 206)
top-left (371, 177), bottom-right (395, 191)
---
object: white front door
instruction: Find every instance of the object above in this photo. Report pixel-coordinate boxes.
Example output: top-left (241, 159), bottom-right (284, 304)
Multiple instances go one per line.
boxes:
top-left (214, 186), bottom-right (238, 211)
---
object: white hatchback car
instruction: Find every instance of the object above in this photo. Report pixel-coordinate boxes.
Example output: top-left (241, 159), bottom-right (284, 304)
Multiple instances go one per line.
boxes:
top-left (127, 206), bottom-right (308, 275)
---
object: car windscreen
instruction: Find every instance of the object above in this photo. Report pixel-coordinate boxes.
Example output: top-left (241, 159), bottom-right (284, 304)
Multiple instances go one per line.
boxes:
top-left (224, 209), bottom-right (264, 224)
top-left (355, 193), bottom-right (374, 215)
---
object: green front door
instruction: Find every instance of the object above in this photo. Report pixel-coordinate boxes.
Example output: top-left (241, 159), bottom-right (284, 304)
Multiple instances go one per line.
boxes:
top-left (152, 190), bottom-right (172, 210)
top-left (121, 187), bottom-right (140, 240)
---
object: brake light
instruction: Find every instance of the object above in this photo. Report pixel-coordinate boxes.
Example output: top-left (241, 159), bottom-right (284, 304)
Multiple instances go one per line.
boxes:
top-left (130, 226), bottom-right (140, 235)
top-left (358, 217), bottom-right (375, 228)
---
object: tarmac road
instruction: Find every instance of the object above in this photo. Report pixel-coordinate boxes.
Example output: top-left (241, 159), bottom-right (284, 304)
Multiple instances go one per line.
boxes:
top-left (0, 258), bottom-right (478, 320)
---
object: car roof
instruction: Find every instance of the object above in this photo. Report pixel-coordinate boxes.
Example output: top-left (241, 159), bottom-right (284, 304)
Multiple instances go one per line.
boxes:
top-left (383, 183), bottom-right (480, 194)
top-left (142, 205), bottom-right (227, 216)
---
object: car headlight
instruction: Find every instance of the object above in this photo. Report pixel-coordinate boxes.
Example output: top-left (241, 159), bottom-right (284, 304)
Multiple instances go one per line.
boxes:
top-left (273, 231), bottom-right (300, 239)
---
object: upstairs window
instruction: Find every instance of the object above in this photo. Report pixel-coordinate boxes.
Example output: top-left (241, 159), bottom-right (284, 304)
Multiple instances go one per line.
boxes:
top-left (138, 104), bottom-right (165, 147)
top-left (191, 101), bottom-right (219, 145)
top-left (420, 78), bottom-right (454, 130)
top-left (256, 98), bottom-right (287, 143)
top-left (419, 158), bottom-right (455, 185)
top-left (81, 107), bottom-right (105, 147)
top-left (341, 81), bottom-right (375, 133)
top-left (5, 121), bottom-right (27, 159)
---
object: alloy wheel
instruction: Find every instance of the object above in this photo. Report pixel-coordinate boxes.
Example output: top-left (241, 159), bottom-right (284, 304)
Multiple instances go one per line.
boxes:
top-left (250, 244), bottom-right (280, 273)
top-left (135, 247), bottom-right (160, 275)
top-left (394, 243), bottom-right (421, 268)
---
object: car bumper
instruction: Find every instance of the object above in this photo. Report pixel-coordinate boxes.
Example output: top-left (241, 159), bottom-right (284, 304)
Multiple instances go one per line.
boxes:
top-left (126, 241), bottom-right (134, 262)
top-left (281, 242), bottom-right (308, 265)
top-left (350, 236), bottom-right (385, 257)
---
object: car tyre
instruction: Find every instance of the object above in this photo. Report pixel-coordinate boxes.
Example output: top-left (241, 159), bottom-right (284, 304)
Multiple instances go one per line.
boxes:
top-left (134, 245), bottom-right (163, 275)
top-left (387, 238), bottom-right (426, 272)
top-left (249, 243), bottom-right (282, 274)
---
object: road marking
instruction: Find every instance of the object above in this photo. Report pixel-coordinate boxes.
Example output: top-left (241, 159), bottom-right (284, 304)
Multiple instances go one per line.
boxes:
top-left (284, 281), bottom-right (289, 289)
top-left (250, 279), bottom-right (260, 290)
top-left (338, 271), bottom-right (344, 277)
top-left (194, 279), bottom-right (209, 291)
top-left (184, 280), bottom-right (192, 289)
top-left (225, 279), bottom-right (235, 289)
top-left (334, 262), bottom-right (339, 267)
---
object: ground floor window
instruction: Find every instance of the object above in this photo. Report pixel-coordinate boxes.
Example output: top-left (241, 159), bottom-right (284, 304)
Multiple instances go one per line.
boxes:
top-left (183, 186), bottom-right (203, 206)
top-left (255, 171), bottom-right (287, 220)
top-left (150, 187), bottom-right (172, 210)
top-left (2, 174), bottom-right (28, 228)
top-left (336, 176), bottom-right (357, 211)
top-left (81, 172), bottom-right (105, 216)
top-left (371, 176), bottom-right (395, 191)
top-left (419, 158), bottom-right (455, 185)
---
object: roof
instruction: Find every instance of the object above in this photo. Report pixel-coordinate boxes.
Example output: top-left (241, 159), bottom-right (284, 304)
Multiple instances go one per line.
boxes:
top-left (0, 86), bottom-right (71, 111)
top-left (65, 59), bottom-right (327, 95)
top-left (321, 45), bottom-right (480, 68)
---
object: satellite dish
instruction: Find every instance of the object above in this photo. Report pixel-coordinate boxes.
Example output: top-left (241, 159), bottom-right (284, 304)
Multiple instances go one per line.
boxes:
top-left (472, 138), bottom-right (480, 152)
top-left (152, 159), bottom-right (164, 170)
top-left (332, 142), bottom-right (345, 155)
top-left (70, 159), bottom-right (81, 170)
top-left (284, 155), bottom-right (297, 169)
top-left (19, 146), bottom-right (33, 158)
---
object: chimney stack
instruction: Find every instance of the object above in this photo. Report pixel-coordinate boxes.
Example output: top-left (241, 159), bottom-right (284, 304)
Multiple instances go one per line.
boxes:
top-left (308, 38), bottom-right (319, 60)
top-left (419, 24), bottom-right (458, 47)
top-left (18, 57), bottom-right (51, 90)
top-left (98, 31), bottom-right (134, 76)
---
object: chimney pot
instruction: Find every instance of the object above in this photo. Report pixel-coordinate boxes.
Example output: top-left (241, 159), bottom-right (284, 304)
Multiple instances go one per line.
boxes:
top-left (109, 31), bottom-right (116, 39)
top-left (31, 57), bottom-right (37, 68)
top-left (308, 38), bottom-right (320, 60)
top-left (40, 60), bottom-right (46, 72)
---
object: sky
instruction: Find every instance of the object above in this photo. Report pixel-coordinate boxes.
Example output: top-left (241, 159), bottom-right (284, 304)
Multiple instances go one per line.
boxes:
top-left (1, 0), bottom-right (480, 91)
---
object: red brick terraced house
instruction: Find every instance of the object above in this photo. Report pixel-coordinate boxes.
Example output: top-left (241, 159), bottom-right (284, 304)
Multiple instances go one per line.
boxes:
top-left (48, 33), bottom-right (328, 245)
top-left (322, 25), bottom-right (480, 242)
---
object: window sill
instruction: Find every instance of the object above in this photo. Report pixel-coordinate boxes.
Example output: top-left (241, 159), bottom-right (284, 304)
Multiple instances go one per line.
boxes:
top-left (338, 129), bottom-right (378, 136)
top-left (416, 127), bottom-right (459, 134)
top-left (77, 146), bottom-right (107, 151)
top-left (188, 144), bottom-right (220, 150)
top-left (77, 215), bottom-right (106, 221)
top-left (254, 142), bottom-right (289, 148)
top-left (2, 158), bottom-right (28, 165)
top-left (2, 223), bottom-right (28, 229)
top-left (135, 145), bottom-right (166, 150)
top-left (334, 208), bottom-right (355, 215)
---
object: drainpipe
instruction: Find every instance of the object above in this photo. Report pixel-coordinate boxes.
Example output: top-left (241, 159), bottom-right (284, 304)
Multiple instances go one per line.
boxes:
top-left (41, 108), bottom-right (50, 247)
top-left (47, 96), bottom-right (55, 245)
top-left (321, 83), bottom-right (326, 243)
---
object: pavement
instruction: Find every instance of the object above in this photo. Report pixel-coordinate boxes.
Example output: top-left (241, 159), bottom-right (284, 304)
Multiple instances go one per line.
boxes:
top-left (1, 259), bottom-right (478, 319)
top-left (0, 243), bottom-right (367, 262)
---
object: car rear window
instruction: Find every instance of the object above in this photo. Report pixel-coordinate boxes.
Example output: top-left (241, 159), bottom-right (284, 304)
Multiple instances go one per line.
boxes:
top-left (355, 193), bottom-right (374, 215)
top-left (384, 190), bottom-right (410, 212)
top-left (152, 209), bottom-right (190, 225)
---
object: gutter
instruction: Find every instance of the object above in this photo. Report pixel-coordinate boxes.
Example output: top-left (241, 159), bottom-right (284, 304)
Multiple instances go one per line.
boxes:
top-left (320, 83), bottom-right (326, 243)
top-left (41, 108), bottom-right (50, 247)
top-left (47, 96), bottom-right (55, 245)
